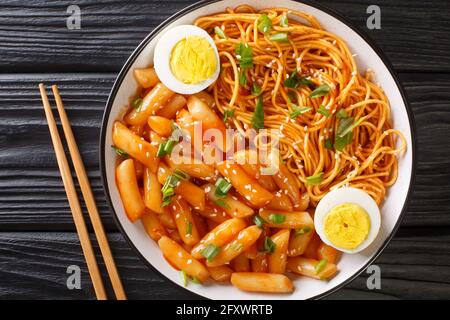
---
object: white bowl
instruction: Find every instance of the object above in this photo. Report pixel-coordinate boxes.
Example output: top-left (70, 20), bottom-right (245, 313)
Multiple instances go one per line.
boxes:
top-left (100, 0), bottom-right (415, 300)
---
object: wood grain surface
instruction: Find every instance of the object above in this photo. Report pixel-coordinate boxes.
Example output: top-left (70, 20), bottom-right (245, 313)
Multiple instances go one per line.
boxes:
top-left (0, 0), bottom-right (449, 299)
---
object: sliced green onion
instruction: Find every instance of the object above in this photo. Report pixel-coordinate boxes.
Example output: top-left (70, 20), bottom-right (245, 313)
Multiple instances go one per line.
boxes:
top-left (180, 270), bottom-right (188, 287)
top-left (334, 131), bottom-right (353, 151)
top-left (253, 215), bottom-right (266, 229)
top-left (284, 70), bottom-right (313, 89)
top-left (324, 138), bottom-right (333, 150)
top-left (280, 14), bottom-right (289, 27)
top-left (268, 213), bottom-right (286, 224)
top-left (239, 69), bottom-right (247, 86)
top-left (161, 175), bottom-right (179, 207)
top-left (257, 13), bottom-right (272, 34)
top-left (173, 168), bottom-right (189, 181)
top-left (295, 226), bottom-right (312, 236)
top-left (132, 97), bottom-right (143, 111)
top-left (338, 116), bottom-right (367, 138)
top-left (269, 32), bottom-right (289, 42)
top-left (235, 42), bottom-right (253, 69)
top-left (252, 84), bottom-right (262, 96)
top-left (214, 26), bottom-right (227, 39)
top-left (309, 83), bottom-right (331, 98)
top-left (186, 221), bottom-right (193, 236)
top-left (334, 112), bottom-right (364, 151)
top-left (337, 108), bottom-right (349, 119)
top-left (191, 276), bottom-right (202, 284)
top-left (201, 244), bottom-right (220, 262)
top-left (306, 172), bottom-right (323, 186)
top-left (317, 105), bottom-right (331, 117)
top-left (251, 95), bottom-right (265, 129)
top-left (157, 138), bottom-right (177, 157)
top-left (289, 105), bottom-right (312, 119)
top-left (214, 199), bottom-right (230, 209)
top-left (315, 259), bottom-right (328, 274)
top-left (111, 145), bottom-right (129, 158)
top-left (223, 108), bottom-right (235, 122)
top-left (215, 178), bottom-right (232, 198)
top-left (161, 198), bottom-right (172, 207)
top-left (261, 236), bottom-right (277, 254)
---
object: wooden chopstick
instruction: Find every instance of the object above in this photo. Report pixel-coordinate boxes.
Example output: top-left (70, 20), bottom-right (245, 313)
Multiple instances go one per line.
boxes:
top-left (39, 83), bottom-right (107, 300)
top-left (51, 85), bottom-right (127, 300)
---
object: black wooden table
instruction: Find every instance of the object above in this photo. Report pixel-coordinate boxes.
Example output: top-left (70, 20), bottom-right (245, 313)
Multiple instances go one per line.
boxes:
top-left (1, 0), bottom-right (449, 300)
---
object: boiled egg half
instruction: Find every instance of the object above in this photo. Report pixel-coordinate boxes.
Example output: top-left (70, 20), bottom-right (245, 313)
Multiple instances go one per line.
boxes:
top-left (154, 25), bottom-right (220, 94)
top-left (314, 187), bottom-right (381, 254)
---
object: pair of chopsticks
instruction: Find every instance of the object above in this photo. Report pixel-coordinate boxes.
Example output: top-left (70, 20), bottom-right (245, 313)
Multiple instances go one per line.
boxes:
top-left (39, 84), bottom-right (126, 300)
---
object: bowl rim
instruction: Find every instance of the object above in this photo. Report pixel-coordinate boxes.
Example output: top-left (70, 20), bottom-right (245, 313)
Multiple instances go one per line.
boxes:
top-left (100, 0), bottom-right (416, 300)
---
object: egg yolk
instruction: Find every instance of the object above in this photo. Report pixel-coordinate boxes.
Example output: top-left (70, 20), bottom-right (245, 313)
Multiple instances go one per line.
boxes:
top-left (169, 36), bottom-right (216, 84)
top-left (324, 203), bottom-right (370, 250)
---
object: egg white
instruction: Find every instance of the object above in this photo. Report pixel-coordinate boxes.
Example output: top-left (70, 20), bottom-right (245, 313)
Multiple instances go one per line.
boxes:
top-left (153, 25), bottom-right (220, 94)
top-left (314, 187), bottom-right (381, 254)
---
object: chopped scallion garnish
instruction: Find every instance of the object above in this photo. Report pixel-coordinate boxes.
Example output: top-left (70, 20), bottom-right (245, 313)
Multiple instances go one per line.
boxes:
top-left (269, 32), bottom-right (289, 42)
top-left (289, 105), bottom-right (312, 119)
top-left (324, 138), bottom-right (333, 150)
top-left (191, 277), bottom-right (202, 284)
top-left (223, 108), bottom-right (235, 122)
top-left (132, 97), bottom-right (143, 111)
top-left (260, 236), bottom-right (276, 254)
top-left (337, 108), bottom-right (349, 119)
top-left (253, 215), bottom-right (266, 229)
top-left (239, 69), bottom-right (247, 86)
top-left (201, 244), bottom-right (220, 262)
top-left (251, 95), bottom-right (265, 129)
top-left (309, 83), bottom-right (330, 98)
top-left (161, 175), bottom-right (179, 207)
top-left (268, 213), bottom-right (286, 224)
top-left (214, 26), bottom-right (227, 39)
top-left (315, 259), bottom-right (328, 274)
top-left (215, 178), bottom-right (232, 198)
top-left (317, 105), bottom-right (331, 117)
top-left (280, 14), bottom-right (289, 27)
top-left (284, 70), bottom-right (313, 89)
top-left (252, 84), bottom-right (262, 96)
top-left (111, 145), bottom-right (129, 158)
top-left (214, 199), bottom-right (230, 209)
top-left (186, 221), bottom-right (193, 236)
top-left (257, 13), bottom-right (272, 34)
top-left (295, 226), bottom-right (311, 236)
top-left (306, 172), bottom-right (323, 186)
top-left (173, 168), bottom-right (189, 181)
top-left (157, 138), bottom-right (177, 157)
top-left (338, 116), bottom-right (367, 138)
top-left (235, 42), bottom-right (253, 69)
top-left (180, 270), bottom-right (188, 287)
